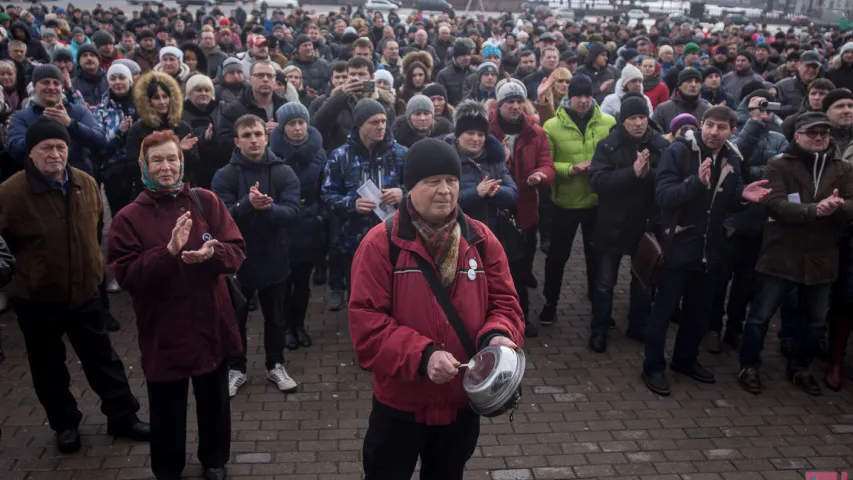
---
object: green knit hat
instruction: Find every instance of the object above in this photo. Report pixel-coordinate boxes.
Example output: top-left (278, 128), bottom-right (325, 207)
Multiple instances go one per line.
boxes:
top-left (684, 42), bottom-right (700, 56)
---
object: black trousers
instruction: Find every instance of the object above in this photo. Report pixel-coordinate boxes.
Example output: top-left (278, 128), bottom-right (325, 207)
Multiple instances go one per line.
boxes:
top-left (230, 281), bottom-right (287, 372)
top-left (284, 262), bottom-right (314, 329)
top-left (103, 170), bottom-right (135, 218)
top-left (147, 363), bottom-right (231, 480)
top-left (13, 295), bottom-right (140, 431)
top-left (543, 206), bottom-right (598, 305)
top-left (362, 400), bottom-right (480, 480)
top-left (508, 227), bottom-right (538, 320)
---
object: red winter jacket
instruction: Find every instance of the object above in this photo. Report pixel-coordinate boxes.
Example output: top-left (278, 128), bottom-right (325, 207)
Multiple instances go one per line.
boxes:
top-left (107, 185), bottom-right (246, 382)
top-left (645, 81), bottom-right (670, 110)
top-left (488, 109), bottom-right (556, 230)
top-left (348, 207), bottom-right (525, 425)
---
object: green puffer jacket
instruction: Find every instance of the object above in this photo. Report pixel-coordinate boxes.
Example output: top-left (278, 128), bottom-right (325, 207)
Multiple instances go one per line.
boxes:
top-left (543, 103), bottom-right (616, 210)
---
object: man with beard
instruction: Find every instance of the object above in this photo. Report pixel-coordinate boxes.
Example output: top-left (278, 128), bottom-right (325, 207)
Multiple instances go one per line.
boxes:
top-left (215, 58), bottom-right (245, 105)
top-left (588, 93), bottom-right (668, 352)
top-left (72, 44), bottom-right (108, 106)
top-left (289, 34), bottom-right (331, 97)
top-left (92, 30), bottom-right (121, 71)
top-left (643, 106), bottom-right (771, 396)
top-left (781, 78), bottom-right (834, 140)
top-left (489, 81), bottom-right (555, 337)
top-left (237, 34), bottom-right (280, 78)
top-left (576, 42), bottom-right (615, 103)
top-left (827, 43), bottom-right (853, 92)
top-left (436, 40), bottom-right (475, 107)
top-left (392, 94), bottom-right (453, 148)
top-left (777, 51), bottom-right (822, 119)
top-left (200, 30), bottom-right (227, 78)
top-left (753, 43), bottom-right (777, 78)
top-left (700, 66), bottom-right (735, 106)
top-left (525, 46), bottom-right (561, 103)
top-left (824, 89), bottom-right (853, 161)
top-left (738, 112), bottom-right (853, 396)
top-left (653, 68), bottom-right (711, 133)
top-left (127, 29), bottom-right (158, 73)
top-left (513, 51), bottom-right (537, 81)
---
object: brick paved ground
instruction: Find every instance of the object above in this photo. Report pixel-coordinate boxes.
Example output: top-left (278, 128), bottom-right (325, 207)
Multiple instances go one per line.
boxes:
top-left (2, 237), bottom-right (853, 480)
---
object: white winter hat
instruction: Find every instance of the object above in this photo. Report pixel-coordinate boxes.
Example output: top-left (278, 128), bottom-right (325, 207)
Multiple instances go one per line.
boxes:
top-left (106, 63), bottom-right (133, 85)
top-left (159, 46), bottom-right (183, 62)
top-left (621, 64), bottom-right (643, 86)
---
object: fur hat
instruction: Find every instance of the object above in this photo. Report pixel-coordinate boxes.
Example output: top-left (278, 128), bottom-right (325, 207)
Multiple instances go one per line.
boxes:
top-left (185, 73), bottom-right (214, 97)
top-left (402, 50), bottom-right (433, 74)
top-left (454, 99), bottom-right (489, 137)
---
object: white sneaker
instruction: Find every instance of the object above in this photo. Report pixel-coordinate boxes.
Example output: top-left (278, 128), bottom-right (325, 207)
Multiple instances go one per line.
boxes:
top-left (266, 363), bottom-right (298, 393)
top-left (106, 279), bottom-right (122, 294)
top-left (228, 369), bottom-right (246, 398)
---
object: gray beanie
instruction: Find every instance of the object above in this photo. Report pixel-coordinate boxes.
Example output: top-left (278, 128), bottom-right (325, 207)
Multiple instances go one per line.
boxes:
top-left (222, 57), bottom-right (242, 75)
top-left (276, 102), bottom-right (310, 125)
top-left (406, 94), bottom-right (434, 118)
top-left (497, 81), bottom-right (526, 106)
top-left (113, 58), bottom-right (141, 75)
top-left (353, 98), bottom-right (387, 130)
top-left (842, 42), bottom-right (853, 55)
top-left (32, 64), bottom-right (63, 84)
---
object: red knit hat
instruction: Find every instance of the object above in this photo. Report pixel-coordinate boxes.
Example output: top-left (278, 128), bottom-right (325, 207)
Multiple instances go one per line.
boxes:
top-left (218, 17), bottom-right (229, 28)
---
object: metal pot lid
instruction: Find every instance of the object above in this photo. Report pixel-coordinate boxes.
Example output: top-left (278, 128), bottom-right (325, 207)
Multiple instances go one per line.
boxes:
top-left (463, 345), bottom-right (525, 413)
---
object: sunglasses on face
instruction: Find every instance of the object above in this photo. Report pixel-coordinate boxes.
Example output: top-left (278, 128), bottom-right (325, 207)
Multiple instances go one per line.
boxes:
top-left (800, 129), bottom-right (830, 138)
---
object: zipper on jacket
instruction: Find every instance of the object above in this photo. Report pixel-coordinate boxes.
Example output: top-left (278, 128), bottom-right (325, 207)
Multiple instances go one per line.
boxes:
top-left (65, 188), bottom-right (73, 307)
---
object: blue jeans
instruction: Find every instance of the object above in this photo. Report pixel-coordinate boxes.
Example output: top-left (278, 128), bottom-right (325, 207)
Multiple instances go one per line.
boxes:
top-left (591, 251), bottom-right (651, 336)
top-left (777, 289), bottom-right (801, 342)
top-left (643, 267), bottom-right (714, 375)
top-left (739, 274), bottom-right (830, 373)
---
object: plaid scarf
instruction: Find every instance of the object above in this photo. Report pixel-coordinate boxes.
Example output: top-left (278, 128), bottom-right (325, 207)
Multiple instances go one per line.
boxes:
top-left (407, 197), bottom-right (460, 288)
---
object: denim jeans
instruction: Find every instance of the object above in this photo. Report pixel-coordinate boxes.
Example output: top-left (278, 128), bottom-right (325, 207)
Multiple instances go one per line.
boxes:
top-left (643, 267), bottom-right (714, 375)
top-left (543, 206), bottom-right (597, 305)
top-left (591, 251), bottom-right (651, 336)
top-left (739, 274), bottom-right (831, 373)
top-left (777, 289), bottom-right (801, 342)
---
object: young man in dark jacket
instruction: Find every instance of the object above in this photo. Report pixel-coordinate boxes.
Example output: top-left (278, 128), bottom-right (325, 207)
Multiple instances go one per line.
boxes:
top-left (211, 113), bottom-right (301, 399)
top-left (218, 61), bottom-right (287, 141)
top-left (739, 112), bottom-right (853, 397)
top-left (269, 103), bottom-right (328, 350)
top-left (72, 44), bottom-right (108, 106)
top-left (589, 94), bottom-right (669, 353)
top-left (642, 106), bottom-right (771, 396)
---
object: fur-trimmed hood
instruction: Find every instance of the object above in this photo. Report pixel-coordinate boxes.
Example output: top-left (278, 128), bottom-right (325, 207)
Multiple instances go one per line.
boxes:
top-left (134, 70), bottom-right (184, 129)
top-left (402, 50), bottom-right (433, 74)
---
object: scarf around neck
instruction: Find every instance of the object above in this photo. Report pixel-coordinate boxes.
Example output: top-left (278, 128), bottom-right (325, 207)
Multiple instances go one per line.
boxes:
top-left (407, 197), bottom-right (460, 288)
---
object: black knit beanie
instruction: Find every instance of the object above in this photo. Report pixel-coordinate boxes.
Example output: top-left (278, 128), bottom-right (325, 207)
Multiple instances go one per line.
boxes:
top-left (823, 88), bottom-right (853, 112)
top-left (77, 43), bottom-right (100, 63)
top-left (403, 138), bottom-right (462, 190)
top-left (26, 117), bottom-right (70, 151)
top-left (352, 98), bottom-right (387, 130)
top-left (620, 93), bottom-right (649, 120)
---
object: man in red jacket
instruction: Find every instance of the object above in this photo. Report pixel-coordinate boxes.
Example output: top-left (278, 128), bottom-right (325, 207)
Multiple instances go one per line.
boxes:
top-left (488, 80), bottom-right (556, 337)
top-left (349, 138), bottom-right (524, 480)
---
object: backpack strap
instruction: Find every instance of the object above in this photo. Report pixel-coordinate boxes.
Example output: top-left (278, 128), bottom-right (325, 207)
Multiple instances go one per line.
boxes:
top-left (385, 217), bottom-right (401, 268)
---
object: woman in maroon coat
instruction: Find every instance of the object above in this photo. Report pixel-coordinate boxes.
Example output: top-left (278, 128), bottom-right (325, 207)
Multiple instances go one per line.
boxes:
top-left (107, 131), bottom-right (246, 480)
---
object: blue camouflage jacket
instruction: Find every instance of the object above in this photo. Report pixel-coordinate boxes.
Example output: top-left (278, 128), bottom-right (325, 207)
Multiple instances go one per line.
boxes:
top-left (93, 91), bottom-right (137, 174)
top-left (321, 131), bottom-right (407, 252)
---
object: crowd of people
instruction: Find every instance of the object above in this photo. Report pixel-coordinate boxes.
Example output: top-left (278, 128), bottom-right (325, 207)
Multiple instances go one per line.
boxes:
top-left (2, 1), bottom-right (853, 478)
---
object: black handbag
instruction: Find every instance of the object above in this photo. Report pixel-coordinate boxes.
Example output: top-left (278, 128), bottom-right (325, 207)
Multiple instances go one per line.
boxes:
top-left (188, 188), bottom-right (249, 318)
top-left (495, 208), bottom-right (526, 263)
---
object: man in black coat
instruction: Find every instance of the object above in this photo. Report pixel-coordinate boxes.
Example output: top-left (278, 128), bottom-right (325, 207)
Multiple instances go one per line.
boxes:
top-left (588, 94), bottom-right (669, 353)
top-left (641, 106), bottom-right (771, 397)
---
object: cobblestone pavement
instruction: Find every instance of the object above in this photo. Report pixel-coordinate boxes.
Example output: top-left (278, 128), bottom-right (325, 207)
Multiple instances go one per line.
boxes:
top-left (2, 240), bottom-right (853, 480)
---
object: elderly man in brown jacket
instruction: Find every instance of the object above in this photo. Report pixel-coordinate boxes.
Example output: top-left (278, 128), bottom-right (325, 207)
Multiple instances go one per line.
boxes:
top-left (0, 118), bottom-right (149, 454)
top-left (738, 112), bottom-right (853, 397)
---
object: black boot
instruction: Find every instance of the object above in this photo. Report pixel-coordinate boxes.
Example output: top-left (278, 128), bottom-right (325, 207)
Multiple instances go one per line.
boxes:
top-left (284, 330), bottom-right (299, 350)
top-left (312, 261), bottom-right (327, 286)
top-left (295, 327), bottom-right (312, 348)
top-left (56, 428), bottom-right (81, 454)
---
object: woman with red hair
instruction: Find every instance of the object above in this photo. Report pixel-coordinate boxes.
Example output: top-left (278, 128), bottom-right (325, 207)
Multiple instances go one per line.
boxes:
top-left (107, 131), bottom-right (246, 480)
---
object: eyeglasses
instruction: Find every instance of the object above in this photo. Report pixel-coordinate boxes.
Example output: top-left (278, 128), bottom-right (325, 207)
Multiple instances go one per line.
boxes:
top-left (251, 72), bottom-right (276, 79)
top-left (800, 129), bottom-right (830, 138)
